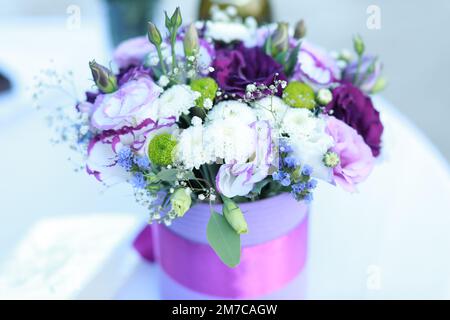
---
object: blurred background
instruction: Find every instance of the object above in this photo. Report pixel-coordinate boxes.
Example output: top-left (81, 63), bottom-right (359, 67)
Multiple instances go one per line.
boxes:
top-left (0, 0), bottom-right (449, 299)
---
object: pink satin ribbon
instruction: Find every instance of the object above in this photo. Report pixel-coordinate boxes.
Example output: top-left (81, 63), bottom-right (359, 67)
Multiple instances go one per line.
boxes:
top-left (134, 216), bottom-right (308, 299)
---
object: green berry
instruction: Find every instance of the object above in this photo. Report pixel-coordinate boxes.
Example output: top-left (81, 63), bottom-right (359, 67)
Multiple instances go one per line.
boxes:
top-left (190, 77), bottom-right (218, 108)
top-left (282, 81), bottom-right (316, 110)
top-left (147, 133), bottom-right (177, 166)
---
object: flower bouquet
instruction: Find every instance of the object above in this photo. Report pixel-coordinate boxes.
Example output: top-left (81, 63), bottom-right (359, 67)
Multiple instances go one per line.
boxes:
top-left (44, 6), bottom-right (385, 299)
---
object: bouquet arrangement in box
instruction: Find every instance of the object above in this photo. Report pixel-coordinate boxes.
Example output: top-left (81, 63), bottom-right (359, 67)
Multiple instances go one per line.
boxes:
top-left (42, 7), bottom-right (384, 268)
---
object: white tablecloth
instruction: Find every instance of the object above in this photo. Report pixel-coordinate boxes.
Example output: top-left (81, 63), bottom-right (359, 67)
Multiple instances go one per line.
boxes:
top-left (0, 17), bottom-right (449, 300)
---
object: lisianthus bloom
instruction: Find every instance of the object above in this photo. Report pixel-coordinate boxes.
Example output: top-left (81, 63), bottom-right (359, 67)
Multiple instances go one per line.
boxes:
top-left (113, 36), bottom-right (153, 69)
top-left (325, 83), bottom-right (383, 157)
top-left (326, 116), bottom-right (374, 192)
top-left (343, 55), bottom-right (383, 93)
top-left (117, 65), bottom-right (152, 86)
top-left (216, 121), bottom-right (273, 198)
top-left (91, 76), bottom-right (162, 130)
top-left (86, 119), bottom-right (177, 183)
top-left (212, 44), bottom-right (287, 98)
top-left (292, 41), bottom-right (340, 89)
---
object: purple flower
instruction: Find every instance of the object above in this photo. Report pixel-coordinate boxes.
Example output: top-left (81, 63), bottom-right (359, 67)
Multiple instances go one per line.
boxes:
top-left (113, 36), bottom-right (152, 69)
top-left (273, 171), bottom-right (291, 186)
top-left (325, 84), bottom-right (383, 157)
top-left (301, 165), bottom-right (313, 176)
top-left (326, 116), bottom-right (375, 192)
top-left (292, 182), bottom-right (306, 193)
top-left (117, 65), bottom-right (152, 87)
top-left (131, 172), bottom-right (147, 189)
top-left (283, 156), bottom-right (297, 168)
top-left (117, 147), bottom-right (133, 171)
top-left (343, 55), bottom-right (382, 93)
top-left (303, 193), bottom-right (313, 202)
top-left (212, 44), bottom-right (287, 98)
top-left (292, 41), bottom-right (340, 89)
top-left (91, 76), bottom-right (162, 130)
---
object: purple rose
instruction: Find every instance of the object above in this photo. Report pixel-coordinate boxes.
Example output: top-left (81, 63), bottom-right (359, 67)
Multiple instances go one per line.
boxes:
top-left (326, 116), bottom-right (374, 192)
top-left (212, 44), bottom-right (287, 98)
top-left (343, 55), bottom-right (382, 93)
top-left (325, 84), bottom-right (383, 157)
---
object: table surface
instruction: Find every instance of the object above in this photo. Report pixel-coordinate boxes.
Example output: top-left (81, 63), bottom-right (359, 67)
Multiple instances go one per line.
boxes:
top-left (1, 17), bottom-right (449, 300)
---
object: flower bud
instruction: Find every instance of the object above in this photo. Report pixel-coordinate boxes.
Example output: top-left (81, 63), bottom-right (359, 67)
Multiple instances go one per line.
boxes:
top-left (294, 19), bottom-right (306, 39)
top-left (147, 22), bottom-right (162, 47)
top-left (89, 60), bottom-right (117, 93)
top-left (371, 76), bottom-right (387, 94)
top-left (222, 197), bottom-right (248, 234)
top-left (170, 188), bottom-right (192, 217)
top-left (170, 7), bottom-right (183, 30)
top-left (183, 23), bottom-right (199, 57)
top-left (316, 88), bottom-right (333, 105)
top-left (353, 34), bottom-right (365, 56)
top-left (164, 11), bottom-right (172, 30)
top-left (271, 22), bottom-right (289, 54)
top-left (323, 151), bottom-right (340, 168)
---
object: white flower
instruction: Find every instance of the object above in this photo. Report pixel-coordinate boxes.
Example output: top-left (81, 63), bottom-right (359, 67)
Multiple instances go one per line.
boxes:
top-left (215, 121), bottom-right (273, 198)
top-left (253, 96), bottom-right (289, 127)
top-left (203, 98), bottom-right (213, 109)
top-left (158, 75), bottom-right (170, 87)
top-left (175, 120), bottom-right (212, 169)
top-left (281, 108), bottom-right (318, 138)
top-left (205, 20), bottom-right (256, 44)
top-left (283, 111), bottom-right (334, 181)
top-left (152, 85), bottom-right (199, 120)
top-left (204, 119), bottom-right (256, 164)
top-left (207, 100), bottom-right (257, 125)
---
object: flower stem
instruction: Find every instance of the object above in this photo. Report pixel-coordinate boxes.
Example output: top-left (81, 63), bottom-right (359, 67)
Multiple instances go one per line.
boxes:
top-left (156, 45), bottom-right (167, 75)
top-left (170, 34), bottom-right (177, 73)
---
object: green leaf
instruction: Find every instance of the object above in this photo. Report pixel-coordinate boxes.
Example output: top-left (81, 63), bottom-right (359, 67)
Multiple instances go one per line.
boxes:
top-left (207, 211), bottom-right (241, 268)
top-left (263, 35), bottom-right (273, 56)
top-left (285, 42), bottom-right (301, 76)
top-left (156, 168), bottom-right (179, 182)
top-left (251, 179), bottom-right (271, 195)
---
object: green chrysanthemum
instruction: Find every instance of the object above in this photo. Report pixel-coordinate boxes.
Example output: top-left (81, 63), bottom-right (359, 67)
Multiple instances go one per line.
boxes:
top-left (190, 77), bottom-right (218, 109)
top-left (282, 81), bottom-right (316, 110)
top-left (147, 133), bottom-right (177, 166)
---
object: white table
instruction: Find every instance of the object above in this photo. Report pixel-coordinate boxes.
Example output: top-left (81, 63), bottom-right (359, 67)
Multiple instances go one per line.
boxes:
top-left (0, 17), bottom-right (449, 300)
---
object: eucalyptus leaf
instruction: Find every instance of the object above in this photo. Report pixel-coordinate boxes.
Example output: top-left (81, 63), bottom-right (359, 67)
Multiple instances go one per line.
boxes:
top-left (157, 168), bottom-right (179, 182)
top-left (207, 211), bottom-right (241, 268)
